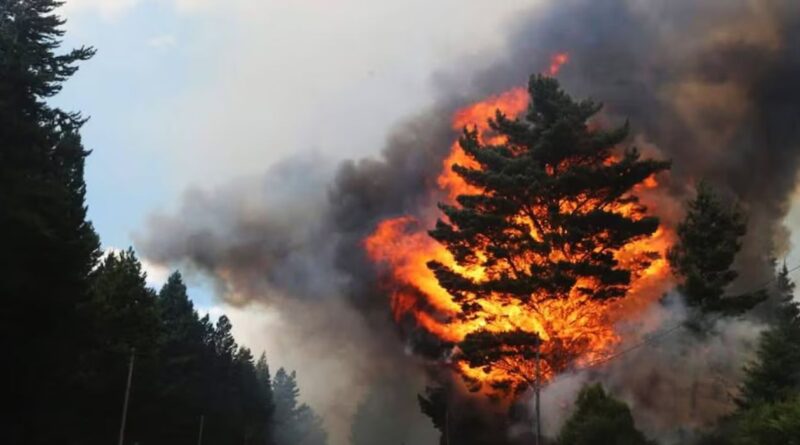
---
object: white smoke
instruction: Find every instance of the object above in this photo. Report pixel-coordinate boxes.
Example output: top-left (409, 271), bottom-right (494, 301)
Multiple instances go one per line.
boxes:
top-left (539, 293), bottom-right (766, 443)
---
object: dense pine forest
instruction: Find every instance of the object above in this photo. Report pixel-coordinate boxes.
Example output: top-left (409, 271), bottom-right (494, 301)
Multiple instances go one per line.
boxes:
top-left (1, 2), bottom-right (326, 444)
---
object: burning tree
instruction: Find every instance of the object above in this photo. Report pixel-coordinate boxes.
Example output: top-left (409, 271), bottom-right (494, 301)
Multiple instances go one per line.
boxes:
top-left (427, 75), bottom-right (671, 394)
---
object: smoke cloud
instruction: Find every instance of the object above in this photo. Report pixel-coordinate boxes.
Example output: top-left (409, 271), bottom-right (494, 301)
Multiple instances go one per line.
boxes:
top-left (540, 293), bottom-right (765, 442)
top-left (137, 0), bottom-right (800, 443)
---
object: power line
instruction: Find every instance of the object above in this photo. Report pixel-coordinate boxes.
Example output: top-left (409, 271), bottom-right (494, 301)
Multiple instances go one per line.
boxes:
top-left (580, 262), bottom-right (800, 370)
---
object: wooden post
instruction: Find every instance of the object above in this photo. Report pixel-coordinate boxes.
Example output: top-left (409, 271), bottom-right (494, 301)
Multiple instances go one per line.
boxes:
top-left (197, 415), bottom-right (204, 445)
top-left (534, 343), bottom-right (542, 445)
top-left (118, 348), bottom-right (135, 445)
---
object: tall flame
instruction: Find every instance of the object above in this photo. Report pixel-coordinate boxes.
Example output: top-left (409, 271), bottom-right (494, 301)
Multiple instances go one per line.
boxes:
top-left (365, 57), bottom-right (674, 395)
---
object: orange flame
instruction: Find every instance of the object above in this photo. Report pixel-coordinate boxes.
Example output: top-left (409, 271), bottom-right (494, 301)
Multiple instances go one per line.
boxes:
top-left (365, 58), bottom-right (674, 396)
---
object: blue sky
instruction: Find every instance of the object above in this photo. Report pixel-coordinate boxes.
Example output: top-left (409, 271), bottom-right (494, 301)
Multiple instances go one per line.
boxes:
top-left (54, 0), bottom-right (543, 311)
top-left (56, 1), bottom-right (218, 305)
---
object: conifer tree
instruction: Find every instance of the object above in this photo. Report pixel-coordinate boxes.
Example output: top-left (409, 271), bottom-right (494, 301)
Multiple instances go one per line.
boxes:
top-left (256, 352), bottom-right (276, 423)
top-left (458, 329), bottom-right (543, 393)
top-left (668, 182), bottom-right (764, 315)
top-left (85, 249), bottom-right (162, 445)
top-left (738, 263), bottom-right (800, 408)
top-left (1, 1), bottom-right (99, 440)
top-left (730, 395), bottom-right (800, 445)
top-left (197, 315), bottom-right (276, 445)
top-left (235, 348), bottom-right (272, 445)
top-left (273, 368), bottom-right (329, 445)
top-left (710, 395), bottom-right (800, 445)
top-left (273, 368), bottom-right (302, 439)
top-left (156, 272), bottom-right (210, 443)
top-left (214, 315), bottom-right (238, 359)
top-left (557, 384), bottom-right (653, 445)
top-left (429, 75), bottom-right (669, 392)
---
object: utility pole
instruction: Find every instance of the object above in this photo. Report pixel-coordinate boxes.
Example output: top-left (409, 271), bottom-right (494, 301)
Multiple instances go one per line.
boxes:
top-left (197, 415), bottom-right (205, 445)
top-left (534, 342), bottom-right (542, 445)
top-left (444, 404), bottom-right (449, 445)
top-left (118, 347), bottom-right (135, 445)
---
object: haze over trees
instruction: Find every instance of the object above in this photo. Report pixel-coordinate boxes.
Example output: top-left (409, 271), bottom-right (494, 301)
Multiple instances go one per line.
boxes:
top-left (273, 369), bottom-right (329, 445)
top-left (0, 2), bottom-right (326, 444)
top-left (557, 384), bottom-right (653, 445)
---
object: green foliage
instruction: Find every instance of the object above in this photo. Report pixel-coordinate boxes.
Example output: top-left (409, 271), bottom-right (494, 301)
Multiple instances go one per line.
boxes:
top-left (256, 352), bottom-right (276, 422)
top-left (83, 249), bottom-right (162, 445)
top-left (668, 182), bottom-right (764, 315)
top-left (214, 315), bottom-right (238, 358)
top-left (703, 265), bottom-right (800, 444)
top-left (155, 272), bottom-right (217, 443)
top-left (1, 1), bottom-right (100, 440)
top-left (90, 250), bottom-right (161, 356)
top-left (557, 384), bottom-right (653, 445)
top-left (738, 264), bottom-right (800, 408)
top-left (273, 368), bottom-right (329, 445)
top-left (428, 75), bottom-right (669, 392)
top-left (727, 396), bottom-right (800, 445)
top-left (85, 253), bottom-right (279, 445)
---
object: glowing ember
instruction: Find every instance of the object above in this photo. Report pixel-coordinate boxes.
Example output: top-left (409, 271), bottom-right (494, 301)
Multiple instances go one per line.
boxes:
top-left (548, 52), bottom-right (570, 76)
top-left (364, 56), bottom-right (674, 396)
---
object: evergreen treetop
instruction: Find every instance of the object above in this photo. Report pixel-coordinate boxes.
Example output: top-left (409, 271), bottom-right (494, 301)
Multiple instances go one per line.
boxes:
top-left (738, 264), bottom-right (800, 408)
top-left (430, 76), bottom-right (669, 310)
top-left (557, 384), bottom-right (653, 445)
top-left (273, 368), bottom-right (328, 445)
top-left (668, 182), bottom-right (765, 315)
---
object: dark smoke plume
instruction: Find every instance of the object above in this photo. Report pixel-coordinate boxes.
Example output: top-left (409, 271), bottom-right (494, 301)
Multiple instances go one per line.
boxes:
top-left (137, 0), bottom-right (800, 443)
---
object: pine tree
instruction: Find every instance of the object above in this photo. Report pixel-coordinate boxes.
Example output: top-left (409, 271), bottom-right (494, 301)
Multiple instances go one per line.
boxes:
top-left (256, 352), bottom-right (276, 425)
top-left (273, 368), bottom-right (302, 444)
top-left (458, 329), bottom-right (543, 394)
top-left (160, 272), bottom-right (196, 327)
top-left (85, 249), bottom-right (162, 445)
top-left (235, 347), bottom-right (272, 445)
top-left (668, 182), bottom-right (764, 315)
top-left (557, 384), bottom-right (653, 445)
top-left (273, 368), bottom-right (329, 445)
top-left (429, 75), bottom-right (669, 393)
top-left (205, 315), bottom-right (243, 445)
top-left (712, 395), bottom-right (800, 445)
top-left (214, 315), bottom-right (238, 359)
top-left (0, 1), bottom-right (100, 440)
top-left (738, 264), bottom-right (800, 408)
top-left (155, 272), bottom-right (210, 443)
